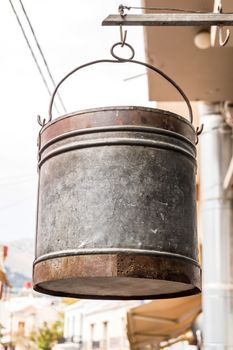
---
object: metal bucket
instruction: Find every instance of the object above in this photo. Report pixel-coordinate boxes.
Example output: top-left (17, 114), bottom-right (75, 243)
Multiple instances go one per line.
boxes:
top-left (33, 46), bottom-right (201, 299)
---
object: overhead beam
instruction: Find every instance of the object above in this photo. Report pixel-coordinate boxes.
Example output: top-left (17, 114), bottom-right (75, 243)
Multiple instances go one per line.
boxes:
top-left (102, 13), bottom-right (233, 26)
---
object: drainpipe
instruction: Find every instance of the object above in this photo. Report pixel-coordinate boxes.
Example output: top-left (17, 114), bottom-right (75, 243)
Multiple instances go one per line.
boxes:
top-left (198, 103), bottom-right (233, 350)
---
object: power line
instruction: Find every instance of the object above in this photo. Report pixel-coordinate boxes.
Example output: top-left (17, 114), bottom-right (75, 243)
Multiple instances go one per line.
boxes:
top-left (0, 194), bottom-right (34, 212)
top-left (0, 176), bottom-right (35, 187)
top-left (8, 0), bottom-right (61, 114)
top-left (18, 0), bottom-right (67, 114)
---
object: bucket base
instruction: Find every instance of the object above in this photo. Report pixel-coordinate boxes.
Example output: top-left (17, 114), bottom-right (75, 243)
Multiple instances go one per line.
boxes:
top-left (33, 254), bottom-right (201, 300)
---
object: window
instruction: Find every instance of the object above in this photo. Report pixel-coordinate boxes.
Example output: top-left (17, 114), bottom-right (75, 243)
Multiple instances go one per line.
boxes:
top-left (90, 323), bottom-right (95, 348)
top-left (102, 321), bottom-right (108, 349)
top-left (18, 321), bottom-right (25, 336)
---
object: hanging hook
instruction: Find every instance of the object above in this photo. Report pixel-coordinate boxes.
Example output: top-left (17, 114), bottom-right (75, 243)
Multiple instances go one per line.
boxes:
top-left (195, 124), bottom-right (204, 145)
top-left (120, 25), bottom-right (127, 47)
top-left (118, 4), bottom-right (125, 17)
top-left (37, 115), bottom-right (47, 127)
top-left (218, 26), bottom-right (230, 47)
top-left (216, 3), bottom-right (230, 47)
top-left (118, 5), bottom-right (128, 47)
top-left (118, 4), bottom-right (130, 17)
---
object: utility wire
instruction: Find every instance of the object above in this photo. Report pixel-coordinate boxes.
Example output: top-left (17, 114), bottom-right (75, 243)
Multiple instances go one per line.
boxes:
top-left (0, 177), bottom-right (35, 187)
top-left (8, 0), bottom-right (60, 114)
top-left (18, 0), bottom-right (67, 114)
top-left (0, 194), bottom-right (34, 212)
top-left (123, 72), bottom-right (146, 82)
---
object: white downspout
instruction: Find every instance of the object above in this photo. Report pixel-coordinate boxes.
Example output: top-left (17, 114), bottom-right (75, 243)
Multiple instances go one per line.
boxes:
top-left (199, 103), bottom-right (233, 350)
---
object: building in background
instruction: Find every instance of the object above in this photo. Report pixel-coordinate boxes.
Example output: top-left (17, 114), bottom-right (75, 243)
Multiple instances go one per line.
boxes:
top-left (0, 245), bottom-right (11, 300)
top-left (0, 283), bottom-right (63, 350)
top-left (0, 245), bottom-right (11, 349)
top-left (54, 300), bottom-right (143, 350)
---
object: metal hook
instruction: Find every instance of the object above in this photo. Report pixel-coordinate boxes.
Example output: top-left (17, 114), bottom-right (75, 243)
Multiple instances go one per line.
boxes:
top-left (216, 3), bottom-right (230, 47)
top-left (120, 25), bottom-right (127, 47)
top-left (118, 4), bottom-right (130, 17)
top-left (118, 4), bottom-right (128, 47)
top-left (195, 124), bottom-right (204, 145)
top-left (118, 4), bottom-right (125, 17)
top-left (218, 26), bottom-right (230, 47)
top-left (37, 115), bottom-right (47, 127)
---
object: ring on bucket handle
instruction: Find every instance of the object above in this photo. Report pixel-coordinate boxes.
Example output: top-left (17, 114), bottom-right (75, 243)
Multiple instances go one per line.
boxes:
top-left (42, 42), bottom-right (193, 125)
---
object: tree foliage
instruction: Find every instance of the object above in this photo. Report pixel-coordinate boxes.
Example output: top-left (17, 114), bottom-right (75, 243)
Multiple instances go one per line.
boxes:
top-left (30, 320), bottom-right (63, 350)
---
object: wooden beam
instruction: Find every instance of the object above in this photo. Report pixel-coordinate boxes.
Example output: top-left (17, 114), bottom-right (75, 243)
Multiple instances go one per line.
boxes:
top-left (102, 13), bottom-right (233, 26)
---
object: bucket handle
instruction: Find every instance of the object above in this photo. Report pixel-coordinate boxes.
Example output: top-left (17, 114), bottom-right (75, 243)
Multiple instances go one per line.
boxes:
top-left (43, 42), bottom-right (193, 125)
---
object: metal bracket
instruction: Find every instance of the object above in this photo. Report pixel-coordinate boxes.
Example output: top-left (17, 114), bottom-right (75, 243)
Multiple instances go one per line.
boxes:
top-left (210, 1), bottom-right (231, 47)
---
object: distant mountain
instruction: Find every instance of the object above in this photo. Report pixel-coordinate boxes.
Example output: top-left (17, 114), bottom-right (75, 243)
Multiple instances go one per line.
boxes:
top-left (3, 238), bottom-right (34, 289)
top-left (5, 266), bottom-right (29, 291)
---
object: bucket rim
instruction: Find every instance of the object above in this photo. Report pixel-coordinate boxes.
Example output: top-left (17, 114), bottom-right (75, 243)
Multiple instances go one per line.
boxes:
top-left (40, 106), bottom-right (196, 132)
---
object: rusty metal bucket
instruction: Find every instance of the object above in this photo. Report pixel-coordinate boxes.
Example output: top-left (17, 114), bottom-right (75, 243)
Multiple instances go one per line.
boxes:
top-left (33, 43), bottom-right (201, 299)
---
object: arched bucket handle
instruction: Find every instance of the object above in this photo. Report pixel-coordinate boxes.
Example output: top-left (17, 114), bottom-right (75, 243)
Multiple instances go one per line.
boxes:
top-left (45, 42), bottom-right (193, 125)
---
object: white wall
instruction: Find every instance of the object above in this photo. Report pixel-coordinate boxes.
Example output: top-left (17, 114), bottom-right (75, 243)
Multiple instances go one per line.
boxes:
top-left (0, 300), bottom-right (10, 328)
top-left (64, 300), bottom-right (142, 350)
